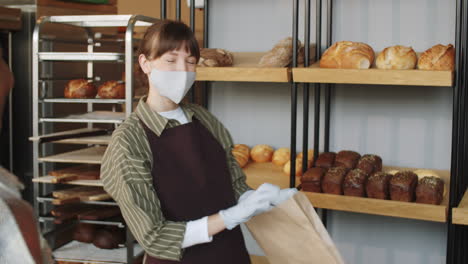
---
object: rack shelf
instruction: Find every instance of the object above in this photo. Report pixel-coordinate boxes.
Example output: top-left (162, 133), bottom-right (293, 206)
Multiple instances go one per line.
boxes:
top-left (47, 15), bottom-right (154, 28)
top-left (40, 111), bottom-right (125, 124)
top-left (38, 52), bottom-right (124, 62)
top-left (53, 241), bottom-right (143, 264)
top-left (33, 176), bottom-right (103, 187)
top-left (41, 98), bottom-right (126, 104)
top-left (38, 146), bottom-right (106, 164)
top-left (196, 52), bottom-right (291, 83)
top-left (302, 166), bottom-right (450, 223)
top-left (243, 162), bottom-right (301, 189)
top-left (37, 195), bottom-right (117, 206)
top-left (452, 189), bottom-right (468, 225)
top-left (53, 134), bottom-right (112, 145)
top-left (29, 128), bottom-right (108, 144)
top-left (293, 63), bottom-right (453, 87)
top-left (39, 214), bottom-right (124, 227)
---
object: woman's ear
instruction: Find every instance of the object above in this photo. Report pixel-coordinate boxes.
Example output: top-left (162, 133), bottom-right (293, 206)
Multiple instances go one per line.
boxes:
top-left (138, 54), bottom-right (151, 74)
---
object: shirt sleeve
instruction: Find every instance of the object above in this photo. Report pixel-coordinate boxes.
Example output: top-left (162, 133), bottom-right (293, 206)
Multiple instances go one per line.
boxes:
top-left (101, 131), bottom-right (187, 261)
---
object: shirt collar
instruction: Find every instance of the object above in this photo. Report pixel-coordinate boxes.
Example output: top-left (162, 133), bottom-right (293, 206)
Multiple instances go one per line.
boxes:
top-left (135, 95), bottom-right (195, 136)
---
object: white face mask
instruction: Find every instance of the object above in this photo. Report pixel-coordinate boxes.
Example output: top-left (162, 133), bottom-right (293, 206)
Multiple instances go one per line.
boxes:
top-left (149, 69), bottom-right (196, 104)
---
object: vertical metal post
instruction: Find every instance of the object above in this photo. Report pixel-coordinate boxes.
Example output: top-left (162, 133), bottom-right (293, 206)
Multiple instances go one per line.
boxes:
top-left (203, 0), bottom-right (209, 108)
top-left (125, 17), bottom-right (137, 118)
top-left (290, 0), bottom-right (299, 187)
top-left (324, 0), bottom-right (333, 152)
top-left (313, 0), bottom-right (322, 164)
top-left (161, 0), bottom-right (167, 19)
top-left (8, 32), bottom-right (13, 172)
top-left (190, 0), bottom-right (196, 103)
top-left (176, 0), bottom-right (181, 21)
top-left (302, 0), bottom-right (311, 172)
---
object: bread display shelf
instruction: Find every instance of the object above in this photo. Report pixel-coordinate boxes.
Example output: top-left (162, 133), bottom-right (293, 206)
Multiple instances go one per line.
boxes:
top-left (293, 63), bottom-right (453, 87)
top-left (47, 14), bottom-right (154, 28)
top-left (196, 52), bottom-right (291, 83)
top-left (53, 240), bottom-right (143, 264)
top-left (33, 176), bottom-right (104, 187)
top-left (38, 52), bottom-right (125, 62)
top-left (303, 166), bottom-right (450, 223)
top-left (40, 111), bottom-right (125, 124)
top-left (41, 98), bottom-right (126, 104)
top-left (39, 214), bottom-right (124, 227)
top-left (38, 146), bottom-right (106, 164)
top-left (243, 162), bottom-right (300, 189)
top-left (29, 128), bottom-right (108, 144)
top-left (37, 195), bottom-right (117, 206)
top-left (452, 189), bottom-right (468, 225)
top-left (53, 134), bottom-right (112, 145)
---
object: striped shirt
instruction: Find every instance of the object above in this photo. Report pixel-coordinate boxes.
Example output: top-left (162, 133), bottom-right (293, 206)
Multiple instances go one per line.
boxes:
top-left (100, 96), bottom-right (251, 261)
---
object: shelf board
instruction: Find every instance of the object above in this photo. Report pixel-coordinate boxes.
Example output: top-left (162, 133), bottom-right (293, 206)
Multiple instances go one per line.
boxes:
top-left (243, 162), bottom-right (300, 189)
top-left (293, 63), bottom-right (453, 87)
top-left (53, 134), bottom-right (112, 145)
top-left (38, 52), bottom-right (124, 62)
top-left (452, 189), bottom-right (468, 225)
top-left (41, 98), bottom-right (126, 104)
top-left (29, 128), bottom-right (108, 144)
top-left (196, 52), bottom-right (291, 83)
top-left (39, 214), bottom-right (124, 227)
top-left (33, 176), bottom-right (103, 187)
top-left (37, 195), bottom-right (117, 206)
top-left (40, 111), bottom-right (125, 124)
top-left (38, 146), bottom-right (106, 164)
top-left (48, 14), bottom-right (155, 27)
top-left (302, 166), bottom-right (450, 223)
top-left (53, 240), bottom-right (143, 264)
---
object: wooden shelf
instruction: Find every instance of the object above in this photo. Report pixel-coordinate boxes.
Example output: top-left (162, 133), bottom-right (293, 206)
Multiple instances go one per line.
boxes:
top-left (33, 176), bottom-right (103, 187)
top-left (302, 166), bottom-right (450, 223)
top-left (196, 52), bottom-right (291, 83)
top-left (293, 63), bottom-right (453, 87)
top-left (38, 146), bottom-right (106, 164)
top-left (452, 189), bottom-right (468, 225)
top-left (243, 162), bottom-right (300, 189)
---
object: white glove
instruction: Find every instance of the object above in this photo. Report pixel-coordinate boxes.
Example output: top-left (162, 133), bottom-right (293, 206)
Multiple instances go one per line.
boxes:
top-left (220, 183), bottom-right (280, 230)
top-left (271, 188), bottom-right (298, 206)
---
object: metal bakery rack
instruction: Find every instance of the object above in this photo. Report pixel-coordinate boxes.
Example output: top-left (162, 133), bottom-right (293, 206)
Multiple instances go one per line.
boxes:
top-left (30, 14), bottom-right (157, 264)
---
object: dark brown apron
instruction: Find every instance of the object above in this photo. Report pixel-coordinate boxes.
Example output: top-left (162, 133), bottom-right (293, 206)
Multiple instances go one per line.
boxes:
top-left (141, 117), bottom-right (251, 264)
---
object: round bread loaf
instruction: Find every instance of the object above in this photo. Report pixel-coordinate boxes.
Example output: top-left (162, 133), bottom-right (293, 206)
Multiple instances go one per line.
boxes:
top-left (73, 223), bottom-right (96, 243)
top-left (64, 79), bottom-right (97, 99)
top-left (93, 227), bottom-right (125, 249)
top-left (234, 144), bottom-right (250, 156)
top-left (417, 44), bottom-right (455, 70)
top-left (320, 41), bottom-right (375, 69)
top-left (297, 149), bottom-right (314, 161)
top-left (376, 45), bottom-right (417, 70)
top-left (272, 148), bottom-right (290, 166)
top-left (251, 144), bottom-right (274, 163)
top-left (97, 81), bottom-right (125, 99)
top-left (232, 149), bottom-right (249, 168)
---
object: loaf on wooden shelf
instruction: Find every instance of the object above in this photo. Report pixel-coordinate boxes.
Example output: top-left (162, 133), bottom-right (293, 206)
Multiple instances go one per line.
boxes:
top-left (415, 176), bottom-right (445, 205)
top-left (322, 167), bottom-right (349, 195)
top-left (232, 144), bottom-right (250, 168)
top-left (97, 81), bottom-right (125, 99)
top-left (301, 167), bottom-right (327, 193)
top-left (297, 149), bottom-right (314, 162)
top-left (334, 150), bottom-right (361, 169)
top-left (272, 147), bottom-right (290, 166)
top-left (64, 79), bottom-right (97, 99)
top-left (375, 45), bottom-right (417, 70)
top-left (283, 156), bottom-right (311, 177)
top-left (389, 171), bottom-right (418, 202)
top-left (366, 171), bottom-right (393, 200)
top-left (417, 44), bottom-right (455, 71)
top-left (356, 154), bottom-right (382, 175)
top-left (315, 152), bottom-right (336, 169)
top-left (320, 41), bottom-right (375, 69)
top-left (251, 144), bottom-right (274, 163)
top-left (258, 37), bottom-right (300, 67)
top-left (297, 43), bottom-right (317, 66)
top-left (343, 169), bottom-right (369, 197)
top-left (198, 48), bottom-right (234, 67)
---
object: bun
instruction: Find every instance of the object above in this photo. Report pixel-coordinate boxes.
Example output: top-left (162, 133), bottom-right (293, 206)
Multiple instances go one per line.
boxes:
top-left (390, 171), bottom-right (418, 202)
top-left (272, 148), bottom-right (290, 166)
top-left (283, 157), bottom-right (311, 176)
top-left (334, 150), bottom-right (361, 169)
top-left (73, 223), bottom-right (96, 243)
top-left (64, 79), bottom-right (97, 98)
top-left (250, 145), bottom-right (274, 163)
top-left (232, 149), bottom-right (249, 168)
top-left (93, 227), bottom-right (125, 249)
top-left (301, 167), bottom-right (327, 193)
top-left (198, 48), bottom-right (234, 67)
top-left (97, 81), bottom-right (125, 99)
top-left (376, 45), bottom-right (417, 70)
top-left (320, 41), bottom-right (375, 69)
top-left (259, 37), bottom-right (300, 67)
top-left (315, 152), bottom-right (336, 169)
top-left (417, 44), bottom-right (455, 71)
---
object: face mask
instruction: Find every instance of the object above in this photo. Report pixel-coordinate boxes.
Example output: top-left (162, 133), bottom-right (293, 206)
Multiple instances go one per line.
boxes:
top-left (149, 69), bottom-right (196, 104)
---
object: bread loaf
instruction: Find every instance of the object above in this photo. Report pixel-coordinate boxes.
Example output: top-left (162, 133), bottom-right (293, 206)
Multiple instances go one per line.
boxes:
top-left (97, 81), bottom-right (125, 99)
top-left (259, 37), bottom-right (301, 67)
top-left (334, 150), bottom-right (361, 169)
top-left (73, 223), bottom-right (97, 243)
top-left (390, 171), bottom-right (418, 202)
top-left (356, 154), bottom-right (382, 175)
top-left (297, 149), bottom-right (314, 162)
top-left (315, 152), bottom-right (336, 169)
top-left (251, 144), bottom-right (274, 163)
top-left (322, 167), bottom-right (349, 195)
top-left (232, 144), bottom-right (250, 168)
top-left (272, 148), bottom-right (290, 166)
top-left (64, 79), bottom-right (97, 99)
top-left (297, 43), bottom-right (317, 66)
top-left (366, 172), bottom-right (393, 200)
top-left (418, 44), bottom-right (455, 71)
top-left (343, 169), bottom-right (369, 197)
top-left (301, 167), bottom-right (327, 193)
top-left (415, 176), bottom-right (444, 205)
top-left (93, 227), bottom-right (125, 249)
top-left (283, 158), bottom-right (304, 176)
top-left (320, 41), bottom-right (375, 69)
top-left (198, 48), bottom-right (234, 67)
top-left (375, 45), bottom-right (417, 70)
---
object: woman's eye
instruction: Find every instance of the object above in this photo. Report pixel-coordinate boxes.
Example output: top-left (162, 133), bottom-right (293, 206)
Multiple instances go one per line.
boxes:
top-left (166, 60), bottom-right (176, 63)
top-left (187, 61), bottom-right (196, 65)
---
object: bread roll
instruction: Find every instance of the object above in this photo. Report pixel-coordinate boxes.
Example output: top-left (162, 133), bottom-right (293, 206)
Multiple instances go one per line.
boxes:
top-left (64, 79), bottom-right (97, 99)
top-left (376, 45), bottom-right (417, 70)
top-left (297, 149), bottom-right (314, 161)
top-left (272, 148), bottom-right (290, 166)
top-left (320, 41), bottom-right (375, 69)
top-left (418, 44), bottom-right (455, 71)
top-left (198, 48), bottom-right (234, 67)
top-left (315, 152), bottom-right (336, 169)
top-left (97, 81), bottom-right (125, 99)
top-left (73, 223), bottom-right (96, 243)
top-left (93, 227), bottom-right (125, 249)
top-left (390, 171), bottom-right (418, 202)
top-left (416, 176), bottom-right (444, 205)
top-left (234, 144), bottom-right (250, 155)
top-left (259, 37), bottom-right (301, 67)
top-left (250, 144), bottom-right (274, 163)
top-left (232, 149), bottom-right (249, 168)
top-left (283, 158), bottom-right (302, 177)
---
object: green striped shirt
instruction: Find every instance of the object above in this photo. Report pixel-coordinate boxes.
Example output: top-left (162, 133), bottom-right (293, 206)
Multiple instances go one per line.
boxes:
top-left (100, 96), bottom-right (251, 261)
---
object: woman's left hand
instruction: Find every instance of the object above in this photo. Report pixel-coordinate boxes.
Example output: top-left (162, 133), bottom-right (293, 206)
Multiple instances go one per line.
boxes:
top-left (271, 188), bottom-right (298, 206)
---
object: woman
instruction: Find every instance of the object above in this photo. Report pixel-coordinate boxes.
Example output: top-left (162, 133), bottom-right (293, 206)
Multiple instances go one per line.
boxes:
top-left (101, 20), bottom-right (297, 264)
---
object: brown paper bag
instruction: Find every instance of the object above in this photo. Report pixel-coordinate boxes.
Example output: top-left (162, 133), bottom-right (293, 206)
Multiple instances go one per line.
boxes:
top-left (246, 192), bottom-right (345, 264)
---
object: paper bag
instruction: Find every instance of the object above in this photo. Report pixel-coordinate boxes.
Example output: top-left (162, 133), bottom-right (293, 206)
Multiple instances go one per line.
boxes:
top-left (245, 192), bottom-right (345, 264)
